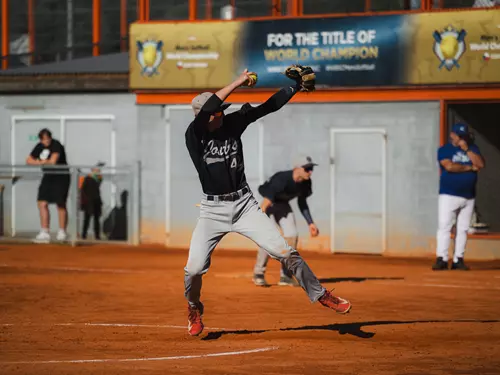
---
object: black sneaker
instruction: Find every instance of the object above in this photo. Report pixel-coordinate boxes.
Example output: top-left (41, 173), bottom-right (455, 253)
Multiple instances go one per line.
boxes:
top-left (432, 257), bottom-right (448, 270)
top-left (451, 258), bottom-right (470, 271)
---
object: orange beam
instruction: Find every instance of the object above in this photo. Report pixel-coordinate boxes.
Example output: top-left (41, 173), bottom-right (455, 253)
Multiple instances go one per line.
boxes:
top-left (136, 87), bottom-right (500, 105)
top-left (1, 0), bottom-right (8, 70)
top-left (297, 0), bottom-right (303, 15)
top-left (288, 0), bottom-right (298, 16)
top-left (92, 0), bottom-right (101, 56)
top-left (365, 0), bottom-right (371, 12)
top-left (28, 0), bottom-right (35, 65)
top-left (120, 0), bottom-right (127, 51)
top-left (189, 0), bottom-right (197, 20)
top-left (145, 0), bottom-right (150, 21)
top-left (139, 0), bottom-right (145, 21)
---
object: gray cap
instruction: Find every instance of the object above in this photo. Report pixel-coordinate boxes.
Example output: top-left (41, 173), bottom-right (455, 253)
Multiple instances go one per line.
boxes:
top-left (191, 92), bottom-right (231, 115)
top-left (294, 155), bottom-right (318, 169)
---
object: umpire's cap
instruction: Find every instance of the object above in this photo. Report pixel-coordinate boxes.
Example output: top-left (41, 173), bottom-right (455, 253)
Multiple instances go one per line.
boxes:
top-left (191, 92), bottom-right (231, 116)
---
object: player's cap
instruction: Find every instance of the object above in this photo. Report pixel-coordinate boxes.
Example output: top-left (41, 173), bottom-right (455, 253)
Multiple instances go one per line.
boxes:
top-left (451, 123), bottom-right (469, 136)
top-left (294, 155), bottom-right (318, 169)
top-left (191, 92), bottom-right (231, 116)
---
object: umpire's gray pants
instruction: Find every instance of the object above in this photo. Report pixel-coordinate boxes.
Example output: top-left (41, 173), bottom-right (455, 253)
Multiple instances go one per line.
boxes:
top-left (184, 191), bottom-right (326, 305)
top-left (254, 202), bottom-right (298, 278)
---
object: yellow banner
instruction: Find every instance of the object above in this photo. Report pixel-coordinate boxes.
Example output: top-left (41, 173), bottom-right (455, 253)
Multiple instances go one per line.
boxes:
top-left (129, 22), bottom-right (243, 90)
top-left (406, 9), bottom-right (500, 84)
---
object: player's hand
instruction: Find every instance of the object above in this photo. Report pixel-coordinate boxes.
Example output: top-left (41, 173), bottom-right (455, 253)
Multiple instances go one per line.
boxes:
top-left (236, 69), bottom-right (256, 87)
top-left (309, 223), bottom-right (319, 237)
top-left (458, 139), bottom-right (469, 151)
top-left (472, 165), bottom-right (479, 172)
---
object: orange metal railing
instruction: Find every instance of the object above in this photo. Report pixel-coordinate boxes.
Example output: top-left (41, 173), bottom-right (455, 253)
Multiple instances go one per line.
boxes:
top-left (1, 0), bottom-right (500, 70)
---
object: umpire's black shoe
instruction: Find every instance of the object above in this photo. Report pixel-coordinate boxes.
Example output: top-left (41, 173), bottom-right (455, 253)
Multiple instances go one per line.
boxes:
top-left (432, 257), bottom-right (448, 270)
top-left (451, 258), bottom-right (470, 271)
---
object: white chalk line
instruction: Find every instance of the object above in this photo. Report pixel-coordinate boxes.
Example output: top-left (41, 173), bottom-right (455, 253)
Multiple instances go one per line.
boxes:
top-left (1, 346), bottom-right (279, 365)
top-left (0, 264), bottom-right (144, 274)
top-left (1, 322), bottom-right (233, 331)
top-left (380, 281), bottom-right (500, 291)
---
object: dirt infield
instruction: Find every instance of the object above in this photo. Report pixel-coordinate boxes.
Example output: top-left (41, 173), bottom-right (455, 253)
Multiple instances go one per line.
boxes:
top-left (1, 244), bottom-right (500, 374)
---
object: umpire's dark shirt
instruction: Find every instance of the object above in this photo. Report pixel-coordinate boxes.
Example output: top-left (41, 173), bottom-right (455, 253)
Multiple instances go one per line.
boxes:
top-left (185, 86), bottom-right (297, 195)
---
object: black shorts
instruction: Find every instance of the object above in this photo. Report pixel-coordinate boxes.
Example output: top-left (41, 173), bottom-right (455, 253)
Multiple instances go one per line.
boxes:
top-left (37, 175), bottom-right (71, 205)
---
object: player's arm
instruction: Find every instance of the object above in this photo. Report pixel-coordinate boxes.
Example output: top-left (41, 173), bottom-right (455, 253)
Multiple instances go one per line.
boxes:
top-left (237, 85), bottom-right (299, 125)
top-left (298, 196), bottom-right (319, 237)
top-left (187, 69), bottom-right (255, 137)
top-left (462, 143), bottom-right (485, 169)
top-left (440, 159), bottom-right (477, 172)
top-left (214, 69), bottom-right (254, 103)
top-left (26, 144), bottom-right (42, 165)
top-left (260, 197), bottom-right (273, 213)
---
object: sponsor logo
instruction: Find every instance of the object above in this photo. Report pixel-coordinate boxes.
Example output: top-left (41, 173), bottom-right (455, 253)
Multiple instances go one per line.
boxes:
top-left (433, 26), bottom-right (466, 71)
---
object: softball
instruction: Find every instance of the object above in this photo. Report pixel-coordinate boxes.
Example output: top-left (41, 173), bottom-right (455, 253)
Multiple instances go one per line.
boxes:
top-left (247, 73), bottom-right (258, 86)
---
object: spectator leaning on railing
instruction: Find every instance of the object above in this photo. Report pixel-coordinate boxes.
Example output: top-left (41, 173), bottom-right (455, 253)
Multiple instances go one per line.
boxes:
top-left (26, 128), bottom-right (70, 243)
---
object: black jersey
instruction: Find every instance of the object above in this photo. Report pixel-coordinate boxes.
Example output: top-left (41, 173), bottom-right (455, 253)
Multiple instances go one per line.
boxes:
top-left (258, 170), bottom-right (314, 225)
top-left (186, 87), bottom-right (297, 195)
top-left (258, 170), bottom-right (312, 203)
top-left (30, 139), bottom-right (69, 176)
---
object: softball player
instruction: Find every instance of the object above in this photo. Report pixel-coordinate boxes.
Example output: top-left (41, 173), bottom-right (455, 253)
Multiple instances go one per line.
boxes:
top-left (184, 68), bottom-right (351, 336)
top-left (433, 123), bottom-right (485, 271)
top-left (253, 158), bottom-right (319, 287)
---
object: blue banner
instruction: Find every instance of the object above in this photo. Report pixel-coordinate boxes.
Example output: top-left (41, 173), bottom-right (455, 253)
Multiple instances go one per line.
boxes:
top-left (237, 16), bottom-right (406, 87)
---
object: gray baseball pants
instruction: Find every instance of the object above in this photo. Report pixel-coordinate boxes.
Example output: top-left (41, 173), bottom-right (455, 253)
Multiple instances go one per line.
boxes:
top-left (184, 189), bottom-right (326, 305)
top-left (254, 202), bottom-right (298, 278)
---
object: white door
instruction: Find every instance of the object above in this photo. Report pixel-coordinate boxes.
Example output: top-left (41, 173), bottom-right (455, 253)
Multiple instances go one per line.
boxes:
top-left (330, 129), bottom-right (387, 254)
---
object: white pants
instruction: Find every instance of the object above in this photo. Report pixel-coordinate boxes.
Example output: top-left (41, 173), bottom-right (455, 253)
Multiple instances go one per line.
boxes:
top-left (436, 194), bottom-right (475, 262)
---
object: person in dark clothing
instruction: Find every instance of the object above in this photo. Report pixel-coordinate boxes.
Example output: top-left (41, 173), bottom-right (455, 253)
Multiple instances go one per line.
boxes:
top-left (26, 128), bottom-right (70, 243)
top-left (80, 163), bottom-right (104, 240)
top-left (253, 155), bottom-right (319, 287)
top-left (183, 68), bottom-right (352, 337)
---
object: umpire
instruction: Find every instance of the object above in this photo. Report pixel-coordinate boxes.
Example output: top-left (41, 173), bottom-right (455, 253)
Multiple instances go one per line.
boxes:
top-left (253, 156), bottom-right (320, 287)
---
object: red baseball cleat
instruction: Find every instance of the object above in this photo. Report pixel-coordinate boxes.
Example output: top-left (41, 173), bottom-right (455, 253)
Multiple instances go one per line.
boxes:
top-left (318, 290), bottom-right (352, 314)
top-left (187, 303), bottom-right (204, 336)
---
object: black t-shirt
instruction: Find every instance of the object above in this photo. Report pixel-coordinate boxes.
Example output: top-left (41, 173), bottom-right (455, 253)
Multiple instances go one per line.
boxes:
top-left (186, 88), bottom-right (297, 195)
top-left (258, 170), bottom-right (312, 203)
top-left (30, 139), bottom-right (68, 176)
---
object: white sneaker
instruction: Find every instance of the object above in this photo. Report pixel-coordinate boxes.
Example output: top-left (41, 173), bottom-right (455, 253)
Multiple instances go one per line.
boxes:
top-left (56, 230), bottom-right (67, 241)
top-left (33, 231), bottom-right (51, 244)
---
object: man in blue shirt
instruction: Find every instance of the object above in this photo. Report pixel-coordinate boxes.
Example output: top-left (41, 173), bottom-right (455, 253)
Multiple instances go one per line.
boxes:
top-left (433, 123), bottom-right (485, 271)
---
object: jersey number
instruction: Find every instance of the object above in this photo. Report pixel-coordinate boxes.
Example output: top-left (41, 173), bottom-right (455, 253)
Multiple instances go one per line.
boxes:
top-left (230, 158), bottom-right (237, 169)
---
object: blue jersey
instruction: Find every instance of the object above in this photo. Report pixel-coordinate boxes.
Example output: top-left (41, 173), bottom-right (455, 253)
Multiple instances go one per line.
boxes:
top-left (438, 143), bottom-right (480, 199)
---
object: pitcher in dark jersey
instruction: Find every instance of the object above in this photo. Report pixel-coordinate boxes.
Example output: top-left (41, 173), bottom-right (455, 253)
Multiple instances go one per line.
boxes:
top-left (184, 69), bottom-right (352, 337)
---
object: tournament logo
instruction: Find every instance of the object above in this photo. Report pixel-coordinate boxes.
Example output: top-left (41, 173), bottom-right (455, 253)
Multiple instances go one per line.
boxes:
top-left (432, 26), bottom-right (467, 71)
top-left (136, 40), bottom-right (164, 77)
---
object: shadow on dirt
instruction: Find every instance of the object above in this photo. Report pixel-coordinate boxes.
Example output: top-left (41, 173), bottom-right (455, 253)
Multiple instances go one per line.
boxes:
top-left (317, 277), bottom-right (404, 284)
top-left (202, 319), bottom-right (500, 341)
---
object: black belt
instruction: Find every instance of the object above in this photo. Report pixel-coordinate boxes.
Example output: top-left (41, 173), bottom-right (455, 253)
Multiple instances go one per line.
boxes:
top-left (205, 186), bottom-right (249, 202)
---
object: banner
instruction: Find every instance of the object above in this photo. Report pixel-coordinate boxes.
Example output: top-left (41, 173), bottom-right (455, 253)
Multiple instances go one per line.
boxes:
top-left (129, 9), bottom-right (500, 90)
